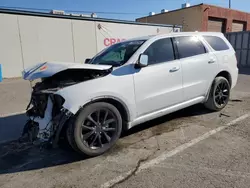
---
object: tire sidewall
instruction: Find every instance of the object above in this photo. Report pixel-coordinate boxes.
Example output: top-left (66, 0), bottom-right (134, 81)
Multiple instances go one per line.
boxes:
top-left (212, 77), bottom-right (230, 110)
top-left (73, 102), bottom-right (122, 156)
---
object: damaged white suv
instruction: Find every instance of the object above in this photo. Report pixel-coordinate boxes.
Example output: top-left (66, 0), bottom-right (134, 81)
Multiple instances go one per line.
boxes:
top-left (22, 32), bottom-right (238, 156)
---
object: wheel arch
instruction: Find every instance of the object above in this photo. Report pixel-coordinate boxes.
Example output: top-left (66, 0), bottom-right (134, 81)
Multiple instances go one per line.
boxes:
top-left (59, 96), bottom-right (131, 144)
top-left (215, 71), bottom-right (232, 86)
top-left (205, 70), bottom-right (232, 102)
top-left (78, 96), bottom-right (131, 130)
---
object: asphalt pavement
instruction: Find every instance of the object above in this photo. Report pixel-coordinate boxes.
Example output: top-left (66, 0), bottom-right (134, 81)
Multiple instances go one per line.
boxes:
top-left (0, 69), bottom-right (250, 188)
top-left (0, 79), bottom-right (30, 143)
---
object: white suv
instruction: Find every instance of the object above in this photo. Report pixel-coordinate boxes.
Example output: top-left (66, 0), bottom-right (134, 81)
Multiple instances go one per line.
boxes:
top-left (22, 32), bottom-right (238, 156)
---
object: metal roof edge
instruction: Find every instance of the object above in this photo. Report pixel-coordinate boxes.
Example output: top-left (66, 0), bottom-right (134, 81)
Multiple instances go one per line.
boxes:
top-left (0, 8), bottom-right (182, 28)
top-left (136, 3), bottom-right (203, 20)
top-left (202, 3), bottom-right (250, 15)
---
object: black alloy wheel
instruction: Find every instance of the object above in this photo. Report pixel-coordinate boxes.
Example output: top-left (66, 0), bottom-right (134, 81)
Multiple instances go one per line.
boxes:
top-left (204, 76), bottom-right (230, 111)
top-left (214, 80), bottom-right (230, 108)
top-left (81, 108), bottom-right (117, 149)
top-left (67, 102), bottom-right (122, 156)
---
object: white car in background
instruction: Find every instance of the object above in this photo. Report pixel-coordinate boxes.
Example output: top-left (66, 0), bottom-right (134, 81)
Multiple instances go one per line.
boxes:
top-left (22, 32), bottom-right (238, 156)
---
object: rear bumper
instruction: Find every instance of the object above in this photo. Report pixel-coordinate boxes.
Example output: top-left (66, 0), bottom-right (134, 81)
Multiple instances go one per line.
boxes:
top-left (231, 67), bottom-right (238, 89)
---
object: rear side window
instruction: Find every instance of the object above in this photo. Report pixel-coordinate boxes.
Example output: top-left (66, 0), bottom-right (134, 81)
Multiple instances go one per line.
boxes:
top-left (175, 36), bottom-right (206, 59)
top-left (203, 36), bottom-right (229, 51)
top-left (144, 38), bottom-right (175, 65)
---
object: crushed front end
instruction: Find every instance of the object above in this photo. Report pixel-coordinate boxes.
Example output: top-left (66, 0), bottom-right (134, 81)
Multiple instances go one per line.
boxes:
top-left (21, 82), bottom-right (73, 146)
top-left (20, 61), bottom-right (112, 146)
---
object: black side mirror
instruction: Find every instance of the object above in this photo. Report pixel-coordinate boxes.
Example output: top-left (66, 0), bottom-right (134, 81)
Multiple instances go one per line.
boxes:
top-left (85, 58), bottom-right (91, 64)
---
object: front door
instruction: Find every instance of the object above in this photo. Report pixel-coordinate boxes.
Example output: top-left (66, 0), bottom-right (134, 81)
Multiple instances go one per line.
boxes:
top-left (133, 37), bottom-right (183, 117)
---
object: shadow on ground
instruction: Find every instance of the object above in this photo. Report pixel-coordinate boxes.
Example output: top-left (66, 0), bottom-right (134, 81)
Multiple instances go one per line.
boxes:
top-left (0, 104), bottom-right (212, 175)
top-left (0, 113), bottom-right (28, 144)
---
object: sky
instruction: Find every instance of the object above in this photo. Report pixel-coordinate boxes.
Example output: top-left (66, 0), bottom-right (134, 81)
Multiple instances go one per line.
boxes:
top-left (0, 0), bottom-right (250, 20)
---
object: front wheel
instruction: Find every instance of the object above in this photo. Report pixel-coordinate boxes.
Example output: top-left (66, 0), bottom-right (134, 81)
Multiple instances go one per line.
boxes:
top-left (204, 76), bottom-right (230, 111)
top-left (67, 102), bottom-right (122, 157)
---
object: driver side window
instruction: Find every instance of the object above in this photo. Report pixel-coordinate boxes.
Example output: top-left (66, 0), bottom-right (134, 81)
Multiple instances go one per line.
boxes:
top-left (144, 38), bottom-right (175, 65)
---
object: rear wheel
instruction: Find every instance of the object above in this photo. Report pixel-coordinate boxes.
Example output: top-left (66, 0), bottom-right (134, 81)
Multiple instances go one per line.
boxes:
top-left (204, 76), bottom-right (230, 111)
top-left (67, 102), bottom-right (122, 156)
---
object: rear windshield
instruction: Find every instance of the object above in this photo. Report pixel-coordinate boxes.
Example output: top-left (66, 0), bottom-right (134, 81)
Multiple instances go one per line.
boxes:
top-left (203, 36), bottom-right (230, 51)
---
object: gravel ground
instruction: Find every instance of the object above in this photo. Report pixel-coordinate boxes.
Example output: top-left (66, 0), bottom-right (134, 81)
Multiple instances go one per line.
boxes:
top-left (0, 69), bottom-right (250, 188)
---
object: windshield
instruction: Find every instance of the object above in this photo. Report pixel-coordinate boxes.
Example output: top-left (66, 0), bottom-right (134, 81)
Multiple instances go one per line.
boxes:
top-left (89, 40), bottom-right (145, 66)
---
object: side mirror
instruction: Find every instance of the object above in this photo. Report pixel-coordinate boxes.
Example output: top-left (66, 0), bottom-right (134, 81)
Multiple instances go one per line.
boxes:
top-left (136, 54), bottom-right (148, 68)
top-left (85, 58), bottom-right (91, 64)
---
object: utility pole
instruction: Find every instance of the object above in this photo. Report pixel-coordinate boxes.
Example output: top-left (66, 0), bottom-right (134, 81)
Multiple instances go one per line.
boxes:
top-left (229, 0), bottom-right (231, 8)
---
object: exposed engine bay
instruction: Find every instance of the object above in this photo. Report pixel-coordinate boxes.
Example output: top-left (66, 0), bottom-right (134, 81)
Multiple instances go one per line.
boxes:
top-left (21, 63), bottom-right (112, 146)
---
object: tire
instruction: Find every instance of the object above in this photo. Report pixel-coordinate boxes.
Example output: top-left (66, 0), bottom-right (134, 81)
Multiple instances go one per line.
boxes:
top-left (204, 76), bottom-right (230, 111)
top-left (67, 102), bottom-right (122, 157)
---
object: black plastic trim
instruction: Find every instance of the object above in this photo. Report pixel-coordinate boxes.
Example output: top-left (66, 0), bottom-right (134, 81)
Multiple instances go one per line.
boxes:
top-left (172, 38), bottom-right (180, 59)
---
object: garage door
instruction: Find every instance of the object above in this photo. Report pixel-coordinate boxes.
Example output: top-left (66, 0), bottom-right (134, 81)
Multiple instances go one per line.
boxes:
top-left (232, 21), bottom-right (246, 32)
top-left (208, 17), bottom-right (225, 32)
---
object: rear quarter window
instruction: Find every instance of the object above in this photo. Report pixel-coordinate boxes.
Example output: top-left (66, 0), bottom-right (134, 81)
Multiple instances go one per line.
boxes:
top-left (203, 36), bottom-right (229, 51)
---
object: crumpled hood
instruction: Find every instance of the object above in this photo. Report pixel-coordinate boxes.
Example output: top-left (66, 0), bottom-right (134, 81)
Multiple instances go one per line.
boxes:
top-left (22, 61), bottom-right (112, 80)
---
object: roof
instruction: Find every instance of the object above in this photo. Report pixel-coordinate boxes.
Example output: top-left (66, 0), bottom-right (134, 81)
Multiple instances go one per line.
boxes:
top-left (126, 32), bottom-right (224, 41)
top-left (0, 8), bottom-right (182, 28)
top-left (136, 3), bottom-right (203, 20)
top-left (137, 3), bottom-right (250, 20)
top-left (202, 3), bottom-right (250, 15)
top-left (126, 35), bottom-right (156, 41)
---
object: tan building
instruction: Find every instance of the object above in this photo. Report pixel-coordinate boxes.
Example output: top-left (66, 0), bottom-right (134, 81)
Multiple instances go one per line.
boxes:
top-left (136, 3), bottom-right (250, 32)
top-left (0, 8), bottom-right (180, 78)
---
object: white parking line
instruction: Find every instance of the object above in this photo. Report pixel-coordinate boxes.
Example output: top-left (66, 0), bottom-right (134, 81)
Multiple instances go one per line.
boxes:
top-left (101, 114), bottom-right (250, 188)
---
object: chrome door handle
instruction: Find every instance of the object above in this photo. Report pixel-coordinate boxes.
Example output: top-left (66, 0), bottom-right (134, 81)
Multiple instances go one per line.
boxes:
top-left (208, 59), bottom-right (216, 64)
top-left (169, 67), bottom-right (180, 72)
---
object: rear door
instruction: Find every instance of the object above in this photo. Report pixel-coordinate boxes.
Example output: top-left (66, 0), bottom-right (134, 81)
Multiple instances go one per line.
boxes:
top-left (174, 35), bottom-right (218, 101)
